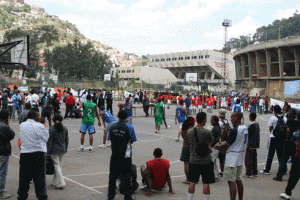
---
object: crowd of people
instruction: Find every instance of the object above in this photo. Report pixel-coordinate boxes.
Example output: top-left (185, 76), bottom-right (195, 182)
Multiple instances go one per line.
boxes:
top-left (0, 87), bottom-right (300, 200)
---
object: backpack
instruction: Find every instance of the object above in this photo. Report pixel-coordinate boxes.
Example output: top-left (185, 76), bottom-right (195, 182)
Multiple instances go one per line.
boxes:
top-left (234, 105), bottom-right (241, 112)
top-left (194, 128), bottom-right (210, 157)
top-left (221, 120), bottom-right (232, 142)
top-left (273, 115), bottom-right (287, 139)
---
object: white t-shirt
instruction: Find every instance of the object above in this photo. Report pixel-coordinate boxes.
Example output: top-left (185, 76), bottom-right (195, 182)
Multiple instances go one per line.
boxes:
top-left (268, 115), bottom-right (287, 138)
top-left (259, 99), bottom-right (264, 106)
top-left (225, 125), bottom-right (248, 167)
top-left (25, 95), bottom-right (32, 104)
top-left (31, 94), bottom-right (39, 105)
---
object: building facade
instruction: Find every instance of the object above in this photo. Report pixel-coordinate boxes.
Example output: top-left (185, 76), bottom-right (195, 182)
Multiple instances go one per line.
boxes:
top-left (233, 36), bottom-right (300, 98)
top-left (148, 49), bottom-right (236, 84)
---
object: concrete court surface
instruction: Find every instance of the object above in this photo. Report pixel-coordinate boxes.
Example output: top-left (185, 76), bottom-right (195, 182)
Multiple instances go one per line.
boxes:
top-left (3, 102), bottom-right (300, 200)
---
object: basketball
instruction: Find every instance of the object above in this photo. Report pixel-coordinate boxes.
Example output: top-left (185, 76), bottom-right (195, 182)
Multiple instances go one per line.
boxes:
top-left (118, 102), bottom-right (124, 107)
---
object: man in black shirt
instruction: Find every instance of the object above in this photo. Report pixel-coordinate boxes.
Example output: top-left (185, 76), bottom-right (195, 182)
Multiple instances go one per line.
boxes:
top-left (97, 91), bottom-right (105, 113)
top-left (106, 93), bottom-right (113, 115)
top-left (143, 95), bottom-right (150, 117)
top-left (274, 108), bottom-right (298, 181)
top-left (107, 110), bottom-right (137, 200)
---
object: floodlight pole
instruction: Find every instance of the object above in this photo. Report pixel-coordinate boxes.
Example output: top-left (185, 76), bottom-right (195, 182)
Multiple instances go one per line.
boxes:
top-left (222, 19), bottom-right (231, 85)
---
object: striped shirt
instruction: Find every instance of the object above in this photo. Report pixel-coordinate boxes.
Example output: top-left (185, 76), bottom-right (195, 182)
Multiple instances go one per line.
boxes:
top-left (19, 119), bottom-right (49, 153)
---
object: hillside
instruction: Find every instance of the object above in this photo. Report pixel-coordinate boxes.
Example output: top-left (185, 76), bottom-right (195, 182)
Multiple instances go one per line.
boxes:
top-left (0, 0), bottom-right (145, 75)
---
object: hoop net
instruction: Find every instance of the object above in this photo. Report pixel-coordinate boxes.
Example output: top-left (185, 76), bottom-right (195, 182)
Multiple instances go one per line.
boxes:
top-left (27, 61), bottom-right (37, 70)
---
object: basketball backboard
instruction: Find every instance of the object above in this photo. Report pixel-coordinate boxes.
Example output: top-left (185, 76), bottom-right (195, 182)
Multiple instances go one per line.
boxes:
top-left (11, 35), bottom-right (29, 66)
top-left (186, 73), bottom-right (197, 83)
top-left (104, 74), bottom-right (111, 81)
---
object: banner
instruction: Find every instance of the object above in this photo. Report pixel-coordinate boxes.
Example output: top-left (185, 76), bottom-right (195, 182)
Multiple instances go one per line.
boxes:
top-left (124, 91), bottom-right (133, 98)
top-left (19, 86), bottom-right (28, 92)
top-left (284, 80), bottom-right (300, 96)
top-left (270, 98), bottom-right (300, 109)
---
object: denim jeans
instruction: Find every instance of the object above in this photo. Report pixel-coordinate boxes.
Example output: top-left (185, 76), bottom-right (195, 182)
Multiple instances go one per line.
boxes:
top-left (12, 106), bottom-right (21, 120)
top-left (0, 156), bottom-right (9, 193)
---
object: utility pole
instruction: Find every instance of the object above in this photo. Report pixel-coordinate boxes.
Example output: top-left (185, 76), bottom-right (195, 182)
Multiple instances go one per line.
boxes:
top-left (222, 19), bottom-right (232, 85)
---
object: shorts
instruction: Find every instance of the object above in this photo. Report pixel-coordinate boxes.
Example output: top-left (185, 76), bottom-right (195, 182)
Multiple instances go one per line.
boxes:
top-left (207, 106), bottom-right (211, 109)
top-left (126, 117), bottom-right (133, 125)
top-left (104, 121), bottom-right (117, 134)
top-left (188, 162), bottom-right (215, 184)
top-left (155, 116), bottom-right (163, 125)
top-left (193, 106), bottom-right (197, 109)
top-left (167, 100), bottom-right (171, 104)
top-left (228, 104), bottom-right (231, 107)
top-left (80, 124), bottom-right (95, 134)
top-left (180, 146), bottom-right (190, 162)
top-left (224, 166), bottom-right (243, 182)
top-left (198, 105), bottom-right (203, 109)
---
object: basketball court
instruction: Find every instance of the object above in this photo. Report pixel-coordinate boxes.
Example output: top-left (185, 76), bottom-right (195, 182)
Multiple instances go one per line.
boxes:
top-left (3, 102), bottom-right (300, 200)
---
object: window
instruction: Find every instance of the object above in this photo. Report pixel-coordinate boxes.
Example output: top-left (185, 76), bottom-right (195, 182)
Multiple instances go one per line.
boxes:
top-left (185, 57), bottom-right (190, 60)
top-left (205, 55), bottom-right (210, 58)
top-left (119, 71), bottom-right (121, 73)
top-left (127, 70), bottom-right (131, 73)
top-left (194, 56), bottom-right (197, 59)
top-left (132, 70), bottom-right (134, 73)
top-left (175, 58), bottom-right (177, 60)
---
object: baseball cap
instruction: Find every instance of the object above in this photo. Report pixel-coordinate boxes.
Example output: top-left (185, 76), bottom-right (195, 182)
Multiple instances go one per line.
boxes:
top-left (219, 109), bottom-right (226, 118)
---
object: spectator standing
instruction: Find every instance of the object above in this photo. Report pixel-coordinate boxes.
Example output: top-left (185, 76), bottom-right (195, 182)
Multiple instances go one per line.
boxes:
top-left (142, 95), bottom-right (150, 117)
top-left (12, 90), bottom-right (22, 120)
top-left (64, 93), bottom-right (76, 119)
top-left (264, 96), bottom-right (269, 114)
top-left (0, 110), bottom-right (15, 199)
top-left (280, 129), bottom-right (300, 199)
top-left (187, 112), bottom-right (214, 200)
top-left (273, 108), bottom-right (298, 181)
top-left (19, 103), bottom-right (31, 124)
top-left (244, 112), bottom-right (260, 178)
top-left (1, 90), bottom-right (8, 110)
top-left (107, 110), bottom-right (137, 200)
top-left (7, 94), bottom-right (13, 119)
top-left (140, 148), bottom-right (174, 197)
top-left (52, 93), bottom-right (61, 114)
top-left (259, 97), bottom-right (264, 115)
top-left (185, 94), bottom-right (191, 115)
top-left (211, 115), bottom-right (222, 181)
top-left (214, 112), bottom-right (248, 200)
top-left (31, 91), bottom-right (40, 108)
top-left (18, 109), bottom-right (49, 200)
top-left (106, 93), bottom-right (113, 115)
top-left (178, 117), bottom-right (196, 184)
top-left (232, 99), bottom-right (244, 124)
top-left (260, 105), bottom-right (287, 175)
top-left (97, 91), bottom-right (105, 113)
top-left (47, 114), bottom-right (69, 189)
top-left (124, 97), bottom-right (133, 125)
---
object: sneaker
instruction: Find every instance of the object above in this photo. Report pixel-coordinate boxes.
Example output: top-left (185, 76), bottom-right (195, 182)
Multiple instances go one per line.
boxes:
top-left (89, 148), bottom-right (93, 153)
top-left (0, 191), bottom-right (11, 199)
top-left (80, 147), bottom-right (84, 152)
top-left (219, 172), bottom-right (223, 177)
top-left (243, 174), bottom-right (253, 178)
top-left (106, 143), bottom-right (111, 147)
top-left (175, 138), bottom-right (179, 142)
top-left (287, 159), bottom-right (292, 164)
top-left (280, 193), bottom-right (291, 199)
top-left (215, 176), bottom-right (221, 182)
top-left (260, 170), bottom-right (270, 175)
top-left (99, 144), bottom-right (106, 149)
top-left (166, 125), bottom-right (170, 129)
top-left (140, 185), bottom-right (148, 191)
top-left (253, 175), bottom-right (258, 178)
top-left (273, 177), bottom-right (283, 181)
top-left (155, 130), bottom-right (158, 134)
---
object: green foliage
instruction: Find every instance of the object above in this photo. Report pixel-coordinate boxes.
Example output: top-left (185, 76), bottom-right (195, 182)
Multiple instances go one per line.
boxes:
top-left (14, 3), bottom-right (31, 13)
top-left (39, 25), bottom-right (59, 47)
top-left (225, 12), bottom-right (300, 50)
top-left (44, 38), bottom-right (111, 82)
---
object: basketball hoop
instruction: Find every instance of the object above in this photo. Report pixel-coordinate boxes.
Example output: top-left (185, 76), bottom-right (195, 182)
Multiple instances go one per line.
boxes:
top-left (26, 61), bottom-right (37, 70)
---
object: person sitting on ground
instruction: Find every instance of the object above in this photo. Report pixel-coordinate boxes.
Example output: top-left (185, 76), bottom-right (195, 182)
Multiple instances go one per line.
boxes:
top-left (140, 148), bottom-right (174, 197)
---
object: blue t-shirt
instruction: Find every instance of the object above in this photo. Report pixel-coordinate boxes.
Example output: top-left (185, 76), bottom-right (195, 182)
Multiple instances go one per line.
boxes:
top-left (103, 110), bottom-right (116, 124)
top-left (176, 106), bottom-right (185, 123)
top-left (12, 94), bottom-right (21, 107)
top-left (185, 97), bottom-right (191, 106)
top-left (124, 102), bottom-right (133, 117)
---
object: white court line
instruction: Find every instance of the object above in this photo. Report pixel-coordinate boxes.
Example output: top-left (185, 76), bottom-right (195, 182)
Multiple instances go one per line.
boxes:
top-left (64, 160), bottom-right (181, 178)
top-left (10, 153), bottom-right (103, 195)
top-left (89, 161), bottom-right (279, 189)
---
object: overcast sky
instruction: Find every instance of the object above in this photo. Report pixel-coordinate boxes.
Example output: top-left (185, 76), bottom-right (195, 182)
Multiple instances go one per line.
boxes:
top-left (27, 0), bottom-right (300, 55)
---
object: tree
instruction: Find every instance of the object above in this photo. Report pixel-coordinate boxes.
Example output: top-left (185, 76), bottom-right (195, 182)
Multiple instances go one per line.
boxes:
top-left (44, 38), bottom-right (110, 82)
top-left (39, 25), bottom-right (59, 47)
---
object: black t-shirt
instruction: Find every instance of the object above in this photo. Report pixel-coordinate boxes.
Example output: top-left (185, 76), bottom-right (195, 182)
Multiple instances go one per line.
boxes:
top-left (211, 125), bottom-right (221, 146)
top-left (286, 118), bottom-right (299, 141)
